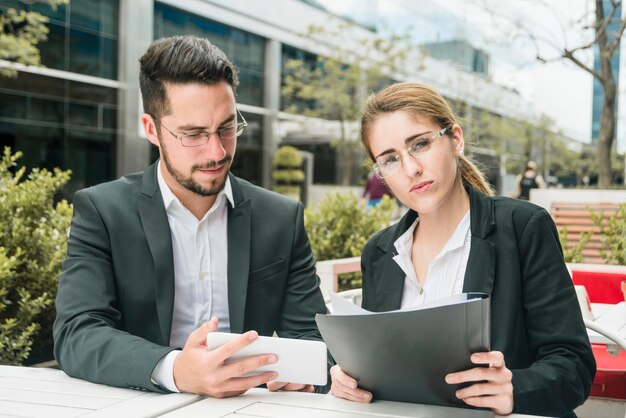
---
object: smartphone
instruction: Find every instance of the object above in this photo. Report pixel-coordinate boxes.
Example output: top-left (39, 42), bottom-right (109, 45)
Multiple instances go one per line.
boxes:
top-left (206, 332), bottom-right (328, 386)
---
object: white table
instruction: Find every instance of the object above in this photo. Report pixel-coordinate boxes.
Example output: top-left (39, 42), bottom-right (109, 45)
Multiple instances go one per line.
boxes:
top-left (0, 366), bottom-right (551, 418)
top-left (589, 302), bottom-right (626, 345)
top-left (0, 365), bottom-right (200, 418)
top-left (159, 387), bottom-right (548, 418)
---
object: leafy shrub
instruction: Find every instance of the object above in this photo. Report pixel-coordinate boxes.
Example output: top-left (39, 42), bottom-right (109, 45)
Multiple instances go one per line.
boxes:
top-left (592, 204), bottom-right (626, 265)
top-left (557, 226), bottom-right (592, 264)
top-left (0, 148), bottom-right (72, 365)
top-left (272, 146), bottom-right (305, 199)
top-left (305, 192), bottom-right (396, 290)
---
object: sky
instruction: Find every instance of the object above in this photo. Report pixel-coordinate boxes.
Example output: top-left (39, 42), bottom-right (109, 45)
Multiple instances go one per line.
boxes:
top-left (316, 0), bottom-right (626, 153)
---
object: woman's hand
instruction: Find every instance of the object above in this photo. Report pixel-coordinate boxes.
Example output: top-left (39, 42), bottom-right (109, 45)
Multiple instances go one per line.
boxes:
top-left (445, 351), bottom-right (514, 415)
top-left (330, 365), bottom-right (372, 403)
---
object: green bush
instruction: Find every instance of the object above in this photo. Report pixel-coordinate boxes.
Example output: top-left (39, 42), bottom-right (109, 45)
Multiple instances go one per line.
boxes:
top-left (272, 146), bottom-right (305, 199)
top-left (273, 145), bottom-right (303, 168)
top-left (0, 147), bottom-right (72, 365)
top-left (273, 185), bottom-right (301, 197)
top-left (272, 169), bottom-right (305, 184)
top-left (592, 203), bottom-right (626, 265)
top-left (558, 226), bottom-right (592, 264)
top-left (305, 192), bottom-right (396, 290)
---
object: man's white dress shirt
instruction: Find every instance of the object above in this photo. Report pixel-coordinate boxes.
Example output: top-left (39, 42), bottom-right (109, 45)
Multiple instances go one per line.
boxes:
top-left (151, 164), bottom-right (234, 391)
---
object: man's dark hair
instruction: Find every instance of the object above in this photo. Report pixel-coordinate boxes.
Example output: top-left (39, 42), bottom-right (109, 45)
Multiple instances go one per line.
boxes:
top-left (139, 35), bottom-right (240, 119)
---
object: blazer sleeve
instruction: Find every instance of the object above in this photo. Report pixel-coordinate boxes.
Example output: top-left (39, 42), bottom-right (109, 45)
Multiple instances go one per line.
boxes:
top-left (275, 201), bottom-right (333, 391)
top-left (53, 190), bottom-right (173, 392)
top-left (511, 208), bottom-right (595, 416)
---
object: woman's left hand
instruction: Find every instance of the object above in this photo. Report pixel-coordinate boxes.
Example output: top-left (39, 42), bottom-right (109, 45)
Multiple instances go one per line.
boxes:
top-left (445, 351), bottom-right (514, 415)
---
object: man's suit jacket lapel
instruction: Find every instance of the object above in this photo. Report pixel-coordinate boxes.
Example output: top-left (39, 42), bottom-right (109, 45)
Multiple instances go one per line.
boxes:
top-left (462, 187), bottom-right (496, 296)
top-left (136, 162), bottom-right (175, 345)
top-left (226, 174), bottom-right (251, 333)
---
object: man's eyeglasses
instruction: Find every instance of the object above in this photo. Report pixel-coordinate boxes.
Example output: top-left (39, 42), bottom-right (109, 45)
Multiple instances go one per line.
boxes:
top-left (372, 126), bottom-right (451, 178)
top-left (152, 109), bottom-right (247, 147)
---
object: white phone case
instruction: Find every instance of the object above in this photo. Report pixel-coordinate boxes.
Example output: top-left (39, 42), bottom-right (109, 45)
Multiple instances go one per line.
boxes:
top-left (206, 332), bottom-right (328, 386)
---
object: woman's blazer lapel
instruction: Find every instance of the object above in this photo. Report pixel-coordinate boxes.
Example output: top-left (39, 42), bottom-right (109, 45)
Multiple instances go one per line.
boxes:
top-left (369, 210), bottom-right (418, 311)
top-left (367, 187), bottom-right (497, 313)
top-left (462, 187), bottom-right (496, 296)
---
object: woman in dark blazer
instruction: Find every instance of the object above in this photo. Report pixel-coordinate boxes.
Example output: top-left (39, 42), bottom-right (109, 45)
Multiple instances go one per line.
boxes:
top-left (330, 82), bottom-right (595, 417)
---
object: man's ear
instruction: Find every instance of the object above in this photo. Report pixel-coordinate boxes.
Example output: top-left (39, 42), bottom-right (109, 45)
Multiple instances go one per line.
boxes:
top-left (141, 114), bottom-right (160, 148)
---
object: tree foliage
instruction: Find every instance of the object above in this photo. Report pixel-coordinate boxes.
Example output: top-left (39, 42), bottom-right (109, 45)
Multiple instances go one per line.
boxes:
top-left (470, 109), bottom-right (581, 178)
top-left (281, 22), bottom-right (414, 185)
top-left (479, 0), bottom-right (624, 187)
top-left (0, 0), bottom-right (68, 77)
top-left (0, 147), bottom-right (72, 365)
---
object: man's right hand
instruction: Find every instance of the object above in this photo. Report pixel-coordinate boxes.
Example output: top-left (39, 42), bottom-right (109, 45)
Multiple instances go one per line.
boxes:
top-left (173, 317), bottom-right (278, 397)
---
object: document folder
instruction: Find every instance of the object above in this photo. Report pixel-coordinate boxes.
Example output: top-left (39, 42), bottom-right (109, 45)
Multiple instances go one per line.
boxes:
top-left (316, 292), bottom-right (490, 408)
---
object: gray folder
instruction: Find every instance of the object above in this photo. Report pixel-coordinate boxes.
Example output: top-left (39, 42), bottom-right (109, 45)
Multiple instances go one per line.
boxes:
top-left (315, 292), bottom-right (490, 408)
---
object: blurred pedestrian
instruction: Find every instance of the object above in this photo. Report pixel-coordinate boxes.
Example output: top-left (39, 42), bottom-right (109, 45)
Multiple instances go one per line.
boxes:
top-left (362, 172), bottom-right (391, 207)
top-left (516, 161), bottom-right (545, 200)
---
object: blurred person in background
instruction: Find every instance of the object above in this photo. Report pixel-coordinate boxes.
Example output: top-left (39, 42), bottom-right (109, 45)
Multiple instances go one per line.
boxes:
top-left (362, 172), bottom-right (392, 207)
top-left (516, 161), bottom-right (545, 200)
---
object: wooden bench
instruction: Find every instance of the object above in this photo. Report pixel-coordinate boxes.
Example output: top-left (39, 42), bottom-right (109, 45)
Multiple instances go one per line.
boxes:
top-left (551, 202), bottom-right (621, 264)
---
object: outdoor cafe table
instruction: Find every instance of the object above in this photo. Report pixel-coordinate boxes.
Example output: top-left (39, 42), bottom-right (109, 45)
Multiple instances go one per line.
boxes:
top-left (0, 365), bottom-right (552, 418)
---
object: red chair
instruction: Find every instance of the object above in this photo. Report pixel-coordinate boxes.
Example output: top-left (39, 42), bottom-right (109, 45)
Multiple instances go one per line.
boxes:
top-left (571, 265), bottom-right (626, 402)
top-left (584, 319), bottom-right (626, 400)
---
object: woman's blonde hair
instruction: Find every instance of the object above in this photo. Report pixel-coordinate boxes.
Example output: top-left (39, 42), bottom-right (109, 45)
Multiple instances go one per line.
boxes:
top-left (360, 82), bottom-right (494, 196)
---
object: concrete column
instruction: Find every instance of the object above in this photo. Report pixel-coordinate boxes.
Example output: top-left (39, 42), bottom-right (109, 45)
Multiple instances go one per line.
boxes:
top-left (262, 39), bottom-right (282, 189)
top-left (116, 0), bottom-right (154, 177)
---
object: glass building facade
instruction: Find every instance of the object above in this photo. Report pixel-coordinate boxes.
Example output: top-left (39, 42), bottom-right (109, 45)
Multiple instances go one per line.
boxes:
top-left (591, 0), bottom-right (621, 142)
top-left (0, 0), bottom-right (119, 197)
top-left (152, 2), bottom-right (265, 185)
top-left (0, 0), bottom-right (523, 193)
top-left (0, 0), bottom-right (272, 193)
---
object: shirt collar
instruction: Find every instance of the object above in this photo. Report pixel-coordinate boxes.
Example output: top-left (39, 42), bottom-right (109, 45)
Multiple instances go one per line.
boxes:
top-left (394, 218), bottom-right (418, 256)
top-left (156, 160), bottom-right (234, 212)
top-left (439, 210), bottom-right (471, 255)
top-left (393, 210), bottom-right (471, 257)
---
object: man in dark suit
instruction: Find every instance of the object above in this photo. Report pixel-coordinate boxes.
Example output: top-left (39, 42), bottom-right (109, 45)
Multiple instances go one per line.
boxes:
top-left (53, 35), bottom-right (328, 397)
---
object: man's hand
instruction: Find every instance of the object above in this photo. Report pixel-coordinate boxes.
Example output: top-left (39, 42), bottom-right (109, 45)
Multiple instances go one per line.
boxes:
top-left (267, 381), bottom-right (315, 392)
top-left (329, 364), bottom-right (372, 403)
top-left (173, 317), bottom-right (278, 397)
top-left (445, 351), bottom-right (514, 415)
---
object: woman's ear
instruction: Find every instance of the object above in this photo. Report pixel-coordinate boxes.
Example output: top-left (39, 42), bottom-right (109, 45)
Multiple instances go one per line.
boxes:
top-left (451, 124), bottom-right (465, 156)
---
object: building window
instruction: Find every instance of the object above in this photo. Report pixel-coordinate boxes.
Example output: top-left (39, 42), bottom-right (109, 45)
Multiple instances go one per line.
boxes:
top-left (229, 111), bottom-right (263, 186)
top-left (0, 0), bottom-right (120, 79)
top-left (153, 2), bottom-right (265, 107)
top-left (0, 72), bottom-right (117, 198)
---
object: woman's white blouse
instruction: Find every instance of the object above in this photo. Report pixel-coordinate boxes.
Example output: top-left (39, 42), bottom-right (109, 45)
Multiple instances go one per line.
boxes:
top-left (393, 210), bottom-right (472, 309)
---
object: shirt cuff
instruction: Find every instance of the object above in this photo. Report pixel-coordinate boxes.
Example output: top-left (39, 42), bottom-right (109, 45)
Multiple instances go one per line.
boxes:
top-left (151, 350), bottom-right (181, 392)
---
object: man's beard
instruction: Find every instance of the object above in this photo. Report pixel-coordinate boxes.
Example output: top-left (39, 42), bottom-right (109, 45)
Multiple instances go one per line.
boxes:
top-left (159, 134), bottom-right (232, 197)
